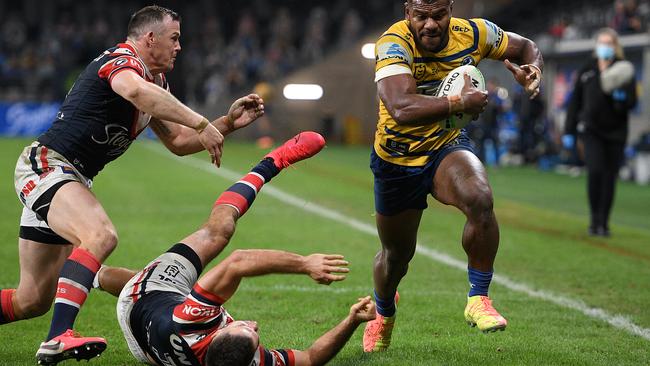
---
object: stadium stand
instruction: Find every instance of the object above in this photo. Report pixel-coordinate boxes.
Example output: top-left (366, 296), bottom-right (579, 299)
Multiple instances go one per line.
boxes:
top-left (1, 0), bottom-right (649, 179)
top-left (0, 0), bottom-right (400, 103)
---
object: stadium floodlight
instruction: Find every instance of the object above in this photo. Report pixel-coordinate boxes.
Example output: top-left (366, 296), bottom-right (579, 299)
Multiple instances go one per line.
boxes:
top-left (283, 84), bottom-right (323, 100)
top-left (361, 43), bottom-right (375, 59)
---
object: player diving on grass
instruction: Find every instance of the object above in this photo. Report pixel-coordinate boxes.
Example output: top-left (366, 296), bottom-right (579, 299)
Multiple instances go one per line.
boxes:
top-left (3, 5), bottom-right (266, 365)
top-left (364, 0), bottom-right (544, 352)
top-left (73, 131), bottom-right (376, 366)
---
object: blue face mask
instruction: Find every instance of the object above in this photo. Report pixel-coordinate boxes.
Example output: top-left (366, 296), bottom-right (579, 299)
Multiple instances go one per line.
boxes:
top-left (596, 44), bottom-right (616, 60)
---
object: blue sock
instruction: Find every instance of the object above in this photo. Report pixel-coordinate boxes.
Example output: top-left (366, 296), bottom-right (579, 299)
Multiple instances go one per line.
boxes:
top-left (374, 290), bottom-right (396, 317)
top-left (468, 267), bottom-right (493, 297)
top-left (253, 158), bottom-right (280, 182)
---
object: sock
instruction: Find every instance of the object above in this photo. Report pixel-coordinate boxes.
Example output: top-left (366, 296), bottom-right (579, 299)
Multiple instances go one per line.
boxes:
top-left (47, 248), bottom-right (101, 340)
top-left (214, 158), bottom-right (278, 216)
top-left (0, 289), bottom-right (16, 324)
top-left (468, 267), bottom-right (493, 297)
top-left (374, 290), bottom-right (396, 317)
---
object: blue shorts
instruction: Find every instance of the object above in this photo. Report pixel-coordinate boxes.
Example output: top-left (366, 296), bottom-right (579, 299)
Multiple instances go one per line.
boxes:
top-left (371, 132), bottom-right (474, 216)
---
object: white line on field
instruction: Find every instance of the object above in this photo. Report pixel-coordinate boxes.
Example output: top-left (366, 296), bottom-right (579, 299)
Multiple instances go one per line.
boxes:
top-left (144, 143), bottom-right (650, 341)
top-left (239, 284), bottom-right (455, 297)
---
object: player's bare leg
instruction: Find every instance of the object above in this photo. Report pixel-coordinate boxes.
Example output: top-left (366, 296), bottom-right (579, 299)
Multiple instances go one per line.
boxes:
top-left (364, 209), bottom-right (422, 352)
top-left (96, 131), bottom-right (327, 296)
top-left (95, 205), bottom-right (238, 298)
top-left (0, 240), bottom-right (71, 324)
top-left (433, 150), bottom-right (506, 333)
top-left (180, 205), bottom-right (239, 267)
top-left (36, 182), bottom-right (118, 365)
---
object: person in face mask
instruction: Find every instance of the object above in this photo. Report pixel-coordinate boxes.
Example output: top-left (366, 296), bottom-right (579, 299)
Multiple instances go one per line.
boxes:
top-left (564, 27), bottom-right (637, 237)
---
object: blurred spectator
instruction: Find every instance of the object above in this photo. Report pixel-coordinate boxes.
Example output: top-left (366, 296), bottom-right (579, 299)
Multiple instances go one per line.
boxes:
top-left (563, 28), bottom-right (637, 237)
top-left (301, 7), bottom-right (329, 64)
top-left (338, 10), bottom-right (363, 48)
top-left (610, 0), bottom-right (644, 34)
top-left (469, 79), bottom-right (503, 165)
top-left (516, 85), bottom-right (546, 163)
top-left (0, 0), bottom-right (393, 103)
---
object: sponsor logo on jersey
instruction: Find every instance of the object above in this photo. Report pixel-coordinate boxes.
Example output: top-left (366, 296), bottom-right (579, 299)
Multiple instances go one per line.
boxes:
top-left (20, 180), bottom-right (37, 199)
top-left (386, 138), bottom-right (410, 154)
top-left (377, 42), bottom-right (412, 64)
top-left (452, 25), bottom-right (471, 32)
top-left (91, 124), bottom-right (134, 156)
top-left (169, 334), bottom-right (192, 365)
top-left (484, 20), bottom-right (504, 49)
top-left (180, 304), bottom-right (219, 318)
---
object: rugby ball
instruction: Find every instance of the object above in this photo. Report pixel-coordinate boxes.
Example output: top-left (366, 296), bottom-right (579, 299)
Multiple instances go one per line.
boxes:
top-left (435, 65), bottom-right (486, 130)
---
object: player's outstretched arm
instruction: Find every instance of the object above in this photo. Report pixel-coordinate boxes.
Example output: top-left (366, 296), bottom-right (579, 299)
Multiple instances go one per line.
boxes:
top-left (149, 94), bottom-right (265, 156)
top-left (292, 297), bottom-right (376, 366)
top-left (110, 69), bottom-right (224, 166)
top-left (197, 250), bottom-right (349, 302)
top-left (500, 32), bottom-right (544, 99)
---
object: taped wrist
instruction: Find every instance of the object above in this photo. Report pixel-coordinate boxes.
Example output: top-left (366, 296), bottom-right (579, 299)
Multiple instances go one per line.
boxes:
top-left (448, 95), bottom-right (465, 114)
top-left (195, 117), bottom-right (210, 134)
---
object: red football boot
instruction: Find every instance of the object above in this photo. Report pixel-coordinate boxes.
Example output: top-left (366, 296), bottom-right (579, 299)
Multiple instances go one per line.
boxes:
top-left (265, 131), bottom-right (325, 169)
top-left (36, 329), bottom-right (106, 365)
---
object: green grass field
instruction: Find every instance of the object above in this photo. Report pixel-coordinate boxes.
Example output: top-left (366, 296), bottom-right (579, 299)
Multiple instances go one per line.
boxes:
top-left (1, 137), bottom-right (649, 365)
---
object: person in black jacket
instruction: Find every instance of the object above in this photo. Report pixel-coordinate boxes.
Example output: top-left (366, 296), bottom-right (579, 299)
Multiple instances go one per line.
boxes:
top-left (564, 27), bottom-right (637, 237)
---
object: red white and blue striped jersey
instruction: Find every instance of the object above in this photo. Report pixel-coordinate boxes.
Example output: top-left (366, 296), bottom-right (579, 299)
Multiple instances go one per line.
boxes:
top-left (38, 42), bottom-right (168, 178)
top-left (130, 283), bottom-right (295, 366)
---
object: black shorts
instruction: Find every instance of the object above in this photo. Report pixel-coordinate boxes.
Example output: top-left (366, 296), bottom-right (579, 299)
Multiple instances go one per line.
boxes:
top-left (371, 131), bottom-right (474, 215)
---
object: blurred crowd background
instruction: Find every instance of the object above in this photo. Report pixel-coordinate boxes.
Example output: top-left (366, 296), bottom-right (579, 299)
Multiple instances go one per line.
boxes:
top-left (1, 0), bottom-right (650, 182)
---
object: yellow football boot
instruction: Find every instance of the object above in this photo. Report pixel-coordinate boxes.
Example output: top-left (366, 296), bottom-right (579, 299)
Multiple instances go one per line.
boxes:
top-left (464, 295), bottom-right (507, 333)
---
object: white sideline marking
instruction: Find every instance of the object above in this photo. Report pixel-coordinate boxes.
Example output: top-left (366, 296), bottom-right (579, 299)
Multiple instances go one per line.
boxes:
top-left (239, 284), bottom-right (454, 297)
top-left (144, 143), bottom-right (650, 341)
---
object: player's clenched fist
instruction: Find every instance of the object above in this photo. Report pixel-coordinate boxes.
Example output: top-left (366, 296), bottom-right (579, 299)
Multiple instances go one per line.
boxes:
top-left (460, 73), bottom-right (489, 116)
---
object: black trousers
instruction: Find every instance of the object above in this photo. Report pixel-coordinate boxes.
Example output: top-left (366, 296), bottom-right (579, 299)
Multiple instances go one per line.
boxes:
top-left (582, 133), bottom-right (625, 230)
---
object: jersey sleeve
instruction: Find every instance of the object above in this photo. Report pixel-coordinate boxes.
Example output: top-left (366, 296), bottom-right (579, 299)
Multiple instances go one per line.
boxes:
top-left (172, 283), bottom-right (227, 332)
top-left (98, 55), bottom-right (146, 84)
top-left (473, 18), bottom-right (509, 60)
top-left (374, 32), bottom-right (414, 82)
top-left (252, 346), bottom-right (296, 366)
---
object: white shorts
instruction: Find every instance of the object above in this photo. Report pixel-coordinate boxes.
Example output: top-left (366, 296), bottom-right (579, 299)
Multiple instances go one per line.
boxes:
top-left (14, 141), bottom-right (92, 244)
top-left (117, 244), bottom-right (201, 363)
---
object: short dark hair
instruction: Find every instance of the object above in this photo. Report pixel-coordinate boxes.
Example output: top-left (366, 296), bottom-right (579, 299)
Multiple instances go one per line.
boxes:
top-left (205, 333), bottom-right (257, 366)
top-left (407, 0), bottom-right (451, 5)
top-left (127, 5), bottom-right (180, 38)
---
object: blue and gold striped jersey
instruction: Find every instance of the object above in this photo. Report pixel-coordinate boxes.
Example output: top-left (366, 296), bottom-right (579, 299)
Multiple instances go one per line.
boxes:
top-left (374, 17), bottom-right (509, 166)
